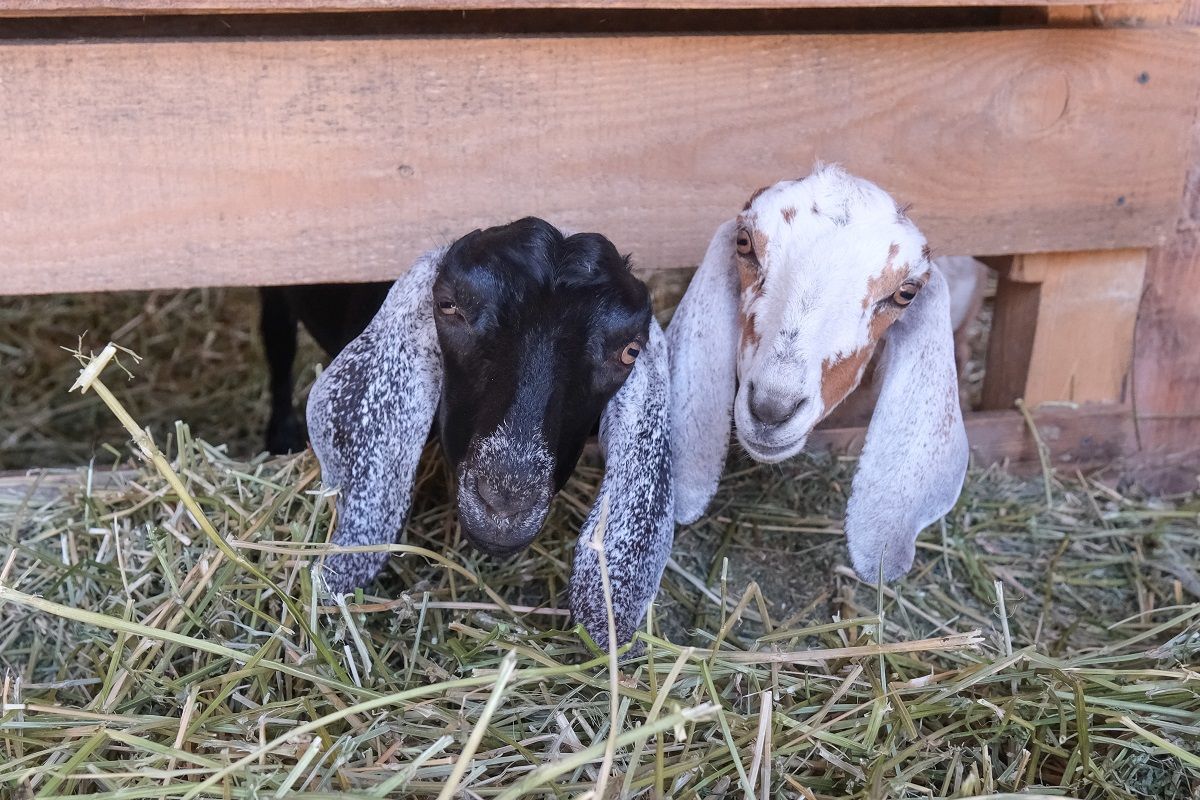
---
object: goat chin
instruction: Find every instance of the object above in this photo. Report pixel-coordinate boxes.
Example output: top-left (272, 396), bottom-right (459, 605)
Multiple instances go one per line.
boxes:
top-left (455, 482), bottom-right (550, 556)
top-left (735, 429), bottom-right (810, 464)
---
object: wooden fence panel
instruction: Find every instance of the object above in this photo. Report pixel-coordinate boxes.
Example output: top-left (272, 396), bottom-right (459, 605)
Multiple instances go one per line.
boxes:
top-left (2, 28), bottom-right (1197, 294)
top-left (0, 0), bottom-right (1174, 14)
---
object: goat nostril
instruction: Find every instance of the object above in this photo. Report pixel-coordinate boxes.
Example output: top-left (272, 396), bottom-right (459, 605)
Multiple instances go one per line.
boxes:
top-left (749, 386), bottom-right (807, 427)
top-left (475, 478), bottom-right (504, 515)
top-left (475, 477), bottom-right (532, 519)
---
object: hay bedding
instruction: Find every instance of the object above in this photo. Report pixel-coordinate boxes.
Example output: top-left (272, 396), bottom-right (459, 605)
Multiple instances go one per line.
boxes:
top-left (0, 293), bottom-right (1198, 799)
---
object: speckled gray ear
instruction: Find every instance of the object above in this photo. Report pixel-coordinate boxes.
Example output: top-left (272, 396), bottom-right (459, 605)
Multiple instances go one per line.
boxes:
top-left (846, 265), bottom-right (969, 582)
top-left (570, 320), bottom-right (674, 650)
top-left (306, 249), bottom-right (446, 594)
top-left (666, 220), bottom-right (741, 524)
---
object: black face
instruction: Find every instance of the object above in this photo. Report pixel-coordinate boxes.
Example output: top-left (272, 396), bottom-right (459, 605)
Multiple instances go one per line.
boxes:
top-left (432, 218), bottom-right (652, 556)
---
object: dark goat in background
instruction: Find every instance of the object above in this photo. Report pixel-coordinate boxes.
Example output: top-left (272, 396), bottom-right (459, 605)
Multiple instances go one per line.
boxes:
top-left (259, 282), bottom-right (392, 455)
top-left (295, 218), bottom-right (675, 649)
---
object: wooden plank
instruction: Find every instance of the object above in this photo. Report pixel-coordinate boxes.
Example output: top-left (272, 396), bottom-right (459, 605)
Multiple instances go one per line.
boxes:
top-left (0, 0), bottom-right (1172, 15)
top-left (812, 403), bottom-right (1139, 470)
top-left (1, 29), bottom-right (1197, 295)
top-left (1024, 250), bottom-right (1147, 405)
top-left (0, 405), bottom-right (1139, 503)
top-left (1126, 0), bottom-right (1200, 458)
top-left (980, 250), bottom-right (1147, 408)
top-left (979, 273), bottom-right (1040, 411)
top-left (1134, 199), bottom-right (1200, 451)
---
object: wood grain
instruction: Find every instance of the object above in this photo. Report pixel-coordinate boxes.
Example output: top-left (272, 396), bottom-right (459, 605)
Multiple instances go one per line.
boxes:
top-left (812, 403), bottom-right (1139, 471)
top-left (1, 28), bottom-right (1197, 294)
top-left (979, 272), bottom-right (1040, 411)
top-left (980, 250), bottom-right (1147, 408)
top-left (1125, 0), bottom-right (1200, 456)
top-left (1024, 250), bottom-right (1147, 405)
top-left (0, 0), bottom-right (1172, 15)
top-left (0, 404), bottom-right (1139, 498)
top-left (1134, 219), bottom-right (1200, 450)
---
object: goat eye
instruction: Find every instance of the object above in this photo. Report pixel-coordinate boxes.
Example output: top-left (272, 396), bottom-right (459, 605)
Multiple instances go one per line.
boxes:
top-left (438, 300), bottom-right (458, 315)
top-left (893, 283), bottom-right (920, 306)
top-left (619, 342), bottom-right (642, 366)
top-left (735, 228), bottom-right (755, 256)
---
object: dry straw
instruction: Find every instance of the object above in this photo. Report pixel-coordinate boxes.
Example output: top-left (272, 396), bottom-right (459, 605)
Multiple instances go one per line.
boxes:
top-left (1, 341), bottom-right (1198, 798)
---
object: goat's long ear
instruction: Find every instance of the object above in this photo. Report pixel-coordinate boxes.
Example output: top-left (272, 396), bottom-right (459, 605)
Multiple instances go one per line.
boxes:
top-left (306, 249), bottom-right (445, 594)
top-left (846, 265), bottom-right (969, 582)
top-left (571, 320), bottom-right (673, 650)
top-left (667, 220), bottom-right (741, 524)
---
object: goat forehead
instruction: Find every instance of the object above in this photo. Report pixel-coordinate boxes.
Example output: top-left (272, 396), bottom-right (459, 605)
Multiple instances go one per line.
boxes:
top-left (739, 182), bottom-right (928, 362)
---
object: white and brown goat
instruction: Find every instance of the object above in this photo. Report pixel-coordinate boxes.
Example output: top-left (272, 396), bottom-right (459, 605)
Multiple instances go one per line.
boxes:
top-left (668, 165), bottom-right (970, 581)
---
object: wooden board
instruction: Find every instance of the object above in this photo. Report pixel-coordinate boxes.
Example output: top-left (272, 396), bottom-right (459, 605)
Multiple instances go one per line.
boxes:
top-left (979, 269), bottom-right (1040, 411)
top-left (1, 28), bottom-right (1197, 295)
top-left (1135, 215), bottom-right (1200, 451)
top-left (0, 404), bottom-right (1140, 504)
top-left (812, 403), bottom-right (1139, 471)
top-left (0, 0), bottom-right (1172, 14)
top-left (982, 249), bottom-right (1147, 408)
top-left (1023, 250), bottom-right (1147, 405)
top-left (1128, 0), bottom-right (1200, 457)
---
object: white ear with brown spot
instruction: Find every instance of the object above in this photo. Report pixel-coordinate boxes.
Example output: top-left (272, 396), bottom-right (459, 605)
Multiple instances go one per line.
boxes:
top-left (666, 220), bottom-right (741, 524)
top-left (845, 264), bottom-right (968, 581)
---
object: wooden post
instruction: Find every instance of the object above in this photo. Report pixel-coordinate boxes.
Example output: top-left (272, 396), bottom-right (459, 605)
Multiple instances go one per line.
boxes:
top-left (1124, 0), bottom-right (1200, 472)
top-left (981, 249), bottom-right (1147, 409)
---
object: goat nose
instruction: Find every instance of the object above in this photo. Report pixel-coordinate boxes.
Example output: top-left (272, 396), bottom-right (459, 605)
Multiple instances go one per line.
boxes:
top-left (748, 383), bottom-right (806, 426)
top-left (475, 476), bottom-right (533, 519)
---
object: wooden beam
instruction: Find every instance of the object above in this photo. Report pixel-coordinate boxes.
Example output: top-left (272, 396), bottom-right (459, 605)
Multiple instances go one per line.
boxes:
top-left (813, 403), bottom-right (1138, 471)
top-left (979, 273), bottom-right (1040, 411)
top-left (1128, 0), bottom-right (1200, 456)
top-left (980, 249), bottom-right (1147, 409)
top-left (1, 28), bottom-right (1197, 294)
top-left (1135, 225), bottom-right (1200, 451)
top-left (0, 404), bottom-right (1140, 504)
top-left (1025, 251), bottom-right (1147, 405)
top-left (0, 0), bottom-right (1173, 15)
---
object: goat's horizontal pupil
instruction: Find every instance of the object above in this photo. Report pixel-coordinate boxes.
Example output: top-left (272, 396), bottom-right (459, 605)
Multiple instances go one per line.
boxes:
top-left (735, 228), bottom-right (754, 255)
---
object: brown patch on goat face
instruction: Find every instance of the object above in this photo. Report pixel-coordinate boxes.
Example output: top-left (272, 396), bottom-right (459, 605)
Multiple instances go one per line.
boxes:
top-left (820, 345), bottom-right (876, 415)
top-left (743, 185), bottom-right (770, 211)
top-left (861, 246), bottom-right (907, 310)
top-left (867, 266), bottom-right (930, 338)
top-left (752, 229), bottom-right (770, 261)
top-left (739, 309), bottom-right (762, 354)
top-left (781, 206), bottom-right (797, 224)
top-left (737, 263), bottom-right (760, 295)
top-left (733, 223), bottom-right (765, 296)
top-left (869, 305), bottom-right (903, 341)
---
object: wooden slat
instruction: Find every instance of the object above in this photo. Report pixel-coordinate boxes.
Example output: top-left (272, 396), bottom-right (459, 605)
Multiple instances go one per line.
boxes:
top-left (979, 268), bottom-right (1040, 411)
top-left (1129, 0), bottom-right (1200, 457)
top-left (1023, 250), bottom-right (1147, 405)
top-left (1135, 198), bottom-right (1200, 451)
top-left (2, 28), bottom-right (1197, 295)
top-left (812, 403), bottom-right (1139, 470)
top-left (982, 249), bottom-right (1148, 408)
top-left (0, 0), bottom-right (1173, 14)
top-left (0, 405), bottom-right (1140, 503)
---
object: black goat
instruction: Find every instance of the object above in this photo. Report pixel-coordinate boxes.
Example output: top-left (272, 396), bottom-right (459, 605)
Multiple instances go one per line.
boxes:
top-left (303, 218), bottom-right (675, 649)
